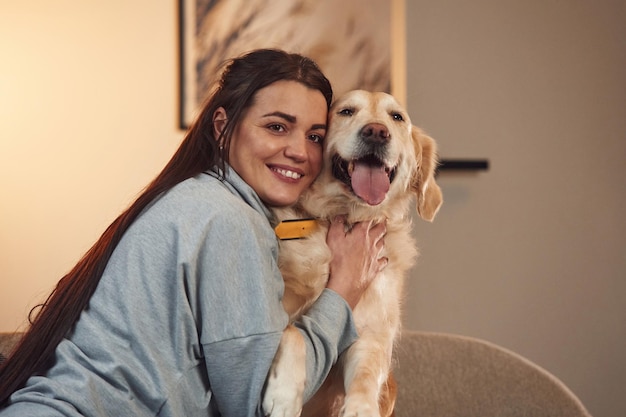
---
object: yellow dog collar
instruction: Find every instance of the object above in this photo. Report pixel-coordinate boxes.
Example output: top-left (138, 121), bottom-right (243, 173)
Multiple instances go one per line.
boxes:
top-left (274, 218), bottom-right (319, 240)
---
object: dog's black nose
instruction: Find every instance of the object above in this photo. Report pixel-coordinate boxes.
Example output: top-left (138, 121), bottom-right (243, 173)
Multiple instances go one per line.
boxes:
top-left (359, 123), bottom-right (390, 144)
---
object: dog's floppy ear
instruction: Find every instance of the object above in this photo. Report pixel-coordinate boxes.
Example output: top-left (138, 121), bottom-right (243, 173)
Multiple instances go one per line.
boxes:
top-left (411, 126), bottom-right (443, 221)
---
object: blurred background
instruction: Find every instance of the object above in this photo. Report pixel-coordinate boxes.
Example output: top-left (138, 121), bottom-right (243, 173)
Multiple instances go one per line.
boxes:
top-left (1, 1), bottom-right (624, 416)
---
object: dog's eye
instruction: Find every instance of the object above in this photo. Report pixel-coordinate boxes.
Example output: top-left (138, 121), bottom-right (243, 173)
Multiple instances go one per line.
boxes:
top-left (338, 108), bottom-right (355, 116)
top-left (391, 112), bottom-right (405, 122)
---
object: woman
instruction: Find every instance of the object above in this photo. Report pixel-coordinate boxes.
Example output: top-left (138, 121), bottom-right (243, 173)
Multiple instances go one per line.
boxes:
top-left (0, 49), bottom-right (386, 416)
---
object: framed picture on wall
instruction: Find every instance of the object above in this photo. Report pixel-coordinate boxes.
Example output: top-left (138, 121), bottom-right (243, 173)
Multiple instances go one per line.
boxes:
top-left (178, 0), bottom-right (406, 129)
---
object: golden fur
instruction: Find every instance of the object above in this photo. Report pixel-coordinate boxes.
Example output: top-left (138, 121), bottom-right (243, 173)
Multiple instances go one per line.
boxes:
top-left (264, 90), bottom-right (443, 417)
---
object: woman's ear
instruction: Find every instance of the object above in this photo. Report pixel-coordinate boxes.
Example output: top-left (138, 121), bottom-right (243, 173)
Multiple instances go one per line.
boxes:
top-left (212, 107), bottom-right (228, 141)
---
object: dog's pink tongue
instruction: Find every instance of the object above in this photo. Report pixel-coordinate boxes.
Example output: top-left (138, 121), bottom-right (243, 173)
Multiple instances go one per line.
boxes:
top-left (351, 162), bottom-right (390, 206)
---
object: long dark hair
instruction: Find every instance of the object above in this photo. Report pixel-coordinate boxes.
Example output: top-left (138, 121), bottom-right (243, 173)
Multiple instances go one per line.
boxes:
top-left (0, 48), bottom-right (332, 405)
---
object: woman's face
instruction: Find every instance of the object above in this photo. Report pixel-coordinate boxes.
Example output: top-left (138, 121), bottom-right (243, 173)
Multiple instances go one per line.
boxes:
top-left (217, 80), bottom-right (327, 207)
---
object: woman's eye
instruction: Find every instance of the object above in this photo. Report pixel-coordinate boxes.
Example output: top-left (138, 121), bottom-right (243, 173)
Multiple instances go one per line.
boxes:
top-left (338, 108), bottom-right (354, 116)
top-left (268, 124), bottom-right (286, 132)
top-left (308, 134), bottom-right (324, 144)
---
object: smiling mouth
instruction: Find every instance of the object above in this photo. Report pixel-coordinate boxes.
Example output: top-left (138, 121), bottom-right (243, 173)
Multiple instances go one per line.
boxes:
top-left (331, 154), bottom-right (397, 206)
top-left (272, 167), bottom-right (303, 180)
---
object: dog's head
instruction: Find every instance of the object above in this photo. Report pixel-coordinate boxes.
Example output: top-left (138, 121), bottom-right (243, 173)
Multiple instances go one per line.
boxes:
top-left (309, 90), bottom-right (442, 221)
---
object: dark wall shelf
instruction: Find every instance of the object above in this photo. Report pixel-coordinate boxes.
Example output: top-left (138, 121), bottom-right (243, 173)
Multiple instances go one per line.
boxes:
top-left (437, 159), bottom-right (489, 172)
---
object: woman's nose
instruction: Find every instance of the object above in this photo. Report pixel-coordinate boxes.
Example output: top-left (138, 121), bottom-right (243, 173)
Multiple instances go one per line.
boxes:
top-left (284, 135), bottom-right (308, 161)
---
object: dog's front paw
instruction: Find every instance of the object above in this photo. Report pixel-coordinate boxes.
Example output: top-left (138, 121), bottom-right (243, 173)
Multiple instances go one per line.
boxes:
top-left (262, 326), bottom-right (306, 417)
top-left (262, 375), bottom-right (303, 417)
top-left (340, 395), bottom-right (380, 417)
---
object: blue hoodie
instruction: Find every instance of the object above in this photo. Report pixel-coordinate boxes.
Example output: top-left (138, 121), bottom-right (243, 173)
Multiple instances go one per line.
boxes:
top-left (1, 168), bottom-right (357, 417)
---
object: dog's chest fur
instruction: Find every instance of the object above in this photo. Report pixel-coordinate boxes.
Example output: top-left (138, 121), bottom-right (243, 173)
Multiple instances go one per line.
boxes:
top-left (274, 203), bottom-right (418, 326)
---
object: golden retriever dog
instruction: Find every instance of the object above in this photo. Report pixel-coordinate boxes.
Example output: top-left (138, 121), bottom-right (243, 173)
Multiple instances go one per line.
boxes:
top-left (264, 90), bottom-right (443, 417)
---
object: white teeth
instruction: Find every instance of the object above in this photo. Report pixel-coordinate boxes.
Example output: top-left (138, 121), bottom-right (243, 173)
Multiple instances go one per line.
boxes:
top-left (348, 161), bottom-right (355, 176)
top-left (275, 168), bottom-right (302, 179)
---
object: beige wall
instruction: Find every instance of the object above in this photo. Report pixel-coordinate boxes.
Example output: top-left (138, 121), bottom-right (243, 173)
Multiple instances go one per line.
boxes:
top-left (1, 1), bottom-right (624, 416)
top-left (0, 0), bottom-right (184, 327)
top-left (402, 2), bottom-right (626, 417)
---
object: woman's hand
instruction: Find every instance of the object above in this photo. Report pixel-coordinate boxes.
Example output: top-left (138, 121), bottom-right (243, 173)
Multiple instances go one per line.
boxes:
top-left (325, 216), bottom-right (387, 309)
